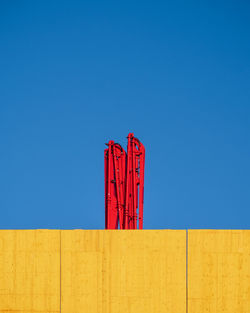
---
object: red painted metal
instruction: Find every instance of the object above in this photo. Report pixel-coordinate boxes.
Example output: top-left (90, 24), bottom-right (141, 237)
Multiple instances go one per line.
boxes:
top-left (105, 134), bottom-right (145, 229)
top-left (104, 141), bottom-right (126, 229)
top-left (126, 133), bottom-right (145, 229)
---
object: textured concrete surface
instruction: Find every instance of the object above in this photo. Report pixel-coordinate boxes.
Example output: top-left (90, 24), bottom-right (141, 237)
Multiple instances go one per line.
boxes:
top-left (0, 229), bottom-right (250, 313)
top-left (61, 230), bottom-right (186, 313)
top-left (188, 230), bottom-right (250, 313)
top-left (0, 230), bottom-right (60, 313)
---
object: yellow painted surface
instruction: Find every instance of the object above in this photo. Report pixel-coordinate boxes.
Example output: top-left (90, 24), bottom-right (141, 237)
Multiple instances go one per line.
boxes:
top-left (188, 230), bottom-right (250, 313)
top-left (1, 229), bottom-right (250, 313)
top-left (61, 230), bottom-right (186, 313)
top-left (0, 230), bottom-right (60, 313)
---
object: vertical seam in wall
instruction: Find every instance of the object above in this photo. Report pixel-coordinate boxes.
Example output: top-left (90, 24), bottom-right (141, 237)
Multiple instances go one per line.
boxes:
top-left (60, 230), bottom-right (62, 313)
top-left (186, 229), bottom-right (188, 313)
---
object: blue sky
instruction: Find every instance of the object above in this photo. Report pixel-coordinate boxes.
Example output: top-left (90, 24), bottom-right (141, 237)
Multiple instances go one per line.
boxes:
top-left (0, 0), bottom-right (249, 229)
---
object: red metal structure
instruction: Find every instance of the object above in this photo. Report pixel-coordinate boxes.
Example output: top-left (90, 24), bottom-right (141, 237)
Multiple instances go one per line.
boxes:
top-left (104, 141), bottom-right (126, 229)
top-left (105, 133), bottom-right (145, 229)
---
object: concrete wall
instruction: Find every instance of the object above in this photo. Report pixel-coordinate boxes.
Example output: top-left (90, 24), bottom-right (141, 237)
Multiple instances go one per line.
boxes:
top-left (0, 230), bottom-right (60, 312)
top-left (188, 230), bottom-right (250, 313)
top-left (0, 229), bottom-right (249, 313)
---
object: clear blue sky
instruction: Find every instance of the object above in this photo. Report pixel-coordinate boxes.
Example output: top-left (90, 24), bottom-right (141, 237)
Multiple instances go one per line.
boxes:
top-left (0, 1), bottom-right (249, 229)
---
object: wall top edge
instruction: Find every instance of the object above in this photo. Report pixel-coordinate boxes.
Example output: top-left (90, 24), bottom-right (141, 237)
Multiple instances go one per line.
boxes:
top-left (0, 229), bottom-right (249, 231)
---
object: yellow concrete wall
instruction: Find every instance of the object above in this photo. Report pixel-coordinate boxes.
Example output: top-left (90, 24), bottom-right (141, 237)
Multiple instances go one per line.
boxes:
top-left (188, 230), bottom-right (250, 313)
top-left (61, 230), bottom-right (186, 313)
top-left (1, 229), bottom-right (250, 313)
top-left (0, 230), bottom-right (60, 313)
